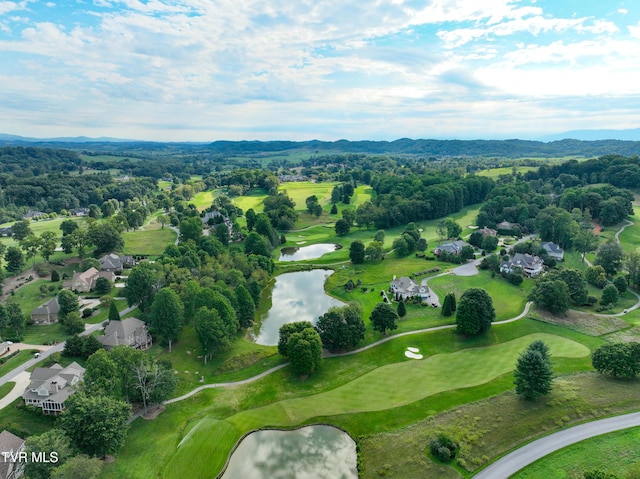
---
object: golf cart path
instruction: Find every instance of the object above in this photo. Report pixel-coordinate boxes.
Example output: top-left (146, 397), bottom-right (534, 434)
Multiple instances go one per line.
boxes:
top-left (164, 301), bottom-right (533, 405)
top-left (472, 411), bottom-right (640, 479)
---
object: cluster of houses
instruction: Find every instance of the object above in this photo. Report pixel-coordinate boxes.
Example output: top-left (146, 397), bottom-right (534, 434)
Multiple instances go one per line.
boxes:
top-left (31, 254), bottom-right (134, 325)
top-left (15, 316), bottom-right (151, 418)
top-left (499, 242), bottom-right (564, 277)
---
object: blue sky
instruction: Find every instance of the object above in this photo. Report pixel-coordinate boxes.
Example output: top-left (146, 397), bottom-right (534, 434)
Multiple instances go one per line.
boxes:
top-left (0, 0), bottom-right (639, 141)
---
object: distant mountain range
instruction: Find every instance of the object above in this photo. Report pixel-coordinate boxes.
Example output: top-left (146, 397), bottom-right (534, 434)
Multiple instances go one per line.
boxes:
top-left (2, 131), bottom-right (640, 158)
top-left (538, 128), bottom-right (640, 142)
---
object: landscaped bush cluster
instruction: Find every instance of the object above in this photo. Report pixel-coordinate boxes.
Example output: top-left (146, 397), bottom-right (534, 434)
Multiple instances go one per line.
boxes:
top-left (409, 267), bottom-right (440, 278)
top-left (0, 350), bottom-right (19, 365)
top-left (428, 433), bottom-right (459, 462)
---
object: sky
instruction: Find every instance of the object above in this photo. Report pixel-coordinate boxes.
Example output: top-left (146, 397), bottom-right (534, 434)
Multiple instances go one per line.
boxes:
top-left (0, 0), bottom-right (639, 141)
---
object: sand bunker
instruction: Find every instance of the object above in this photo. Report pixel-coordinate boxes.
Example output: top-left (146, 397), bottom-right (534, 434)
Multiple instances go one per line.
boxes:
top-left (405, 346), bottom-right (423, 359)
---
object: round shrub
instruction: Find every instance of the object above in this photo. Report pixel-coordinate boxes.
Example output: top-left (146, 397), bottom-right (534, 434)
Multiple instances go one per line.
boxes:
top-left (82, 308), bottom-right (93, 318)
top-left (428, 434), bottom-right (459, 463)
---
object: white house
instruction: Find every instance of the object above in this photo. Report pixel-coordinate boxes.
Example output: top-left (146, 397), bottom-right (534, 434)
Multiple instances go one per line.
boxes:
top-left (500, 253), bottom-right (544, 277)
top-left (390, 276), bottom-right (430, 302)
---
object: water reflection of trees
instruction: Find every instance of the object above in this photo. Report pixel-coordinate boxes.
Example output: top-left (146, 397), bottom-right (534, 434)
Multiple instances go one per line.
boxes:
top-left (222, 426), bottom-right (357, 479)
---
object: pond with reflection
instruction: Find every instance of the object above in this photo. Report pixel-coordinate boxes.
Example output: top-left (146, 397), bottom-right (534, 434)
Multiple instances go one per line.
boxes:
top-left (278, 243), bottom-right (339, 261)
top-left (252, 269), bottom-right (343, 346)
top-left (220, 425), bottom-right (357, 479)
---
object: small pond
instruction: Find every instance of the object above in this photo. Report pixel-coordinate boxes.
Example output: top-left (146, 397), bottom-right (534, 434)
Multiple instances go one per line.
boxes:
top-left (220, 425), bottom-right (357, 479)
top-left (252, 269), bottom-right (343, 346)
top-left (278, 243), bottom-right (339, 261)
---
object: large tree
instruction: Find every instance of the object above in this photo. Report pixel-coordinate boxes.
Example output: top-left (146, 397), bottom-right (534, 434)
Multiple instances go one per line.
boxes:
top-left (125, 262), bottom-right (157, 312)
top-left (592, 343), bottom-right (640, 378)
top-left (288, 327), bottom-right (323, 377)
top-left (4, 246), bottom-right (24, 273)
top-left (335, 219), bottom-right (350, 236)
top-left (456, 288), bottom-right (495, 336)
top-left (83, 349), bottom-right (119, 397)
top-left (349, 240), bottom-right (365, 264)
top-left (150, 287), bottom-right (184, 352)
top-left (6, 301), bottom-right (25, 340)
top-left (57, 289), bottom-right (80, 321)
top-left (39, 231), bottom-right (58, 263)
top-left (11, 219), bottom-right (32, 241)
top-left (131, 358), bottom-right (177, 414)
top-left (59, 393), bottom-right (131, 458)
top-left (24, 429), bottom-right (75, 479)
top-left (370, 302), bottom-right (399, 335)
top-left (50, 455), bottom-right (103, 479)
top-left (441, 292), bottom-right (456, 317)
top-left (19, 233), bottom-right (43, 268)
top-left (595, 240), bottom-right (624, 276)
top-left (235, 284), bottom-right (256, 328)
top-left (315, 303), bottom-right (365, 352)
top-left (179, 216), bottom-right (203, 243)
top-left (528, 279), bottom-right (570, 315)
top-left (514, 340), bottom-right (553, 400)
top-left (194, 307), bottom-right (230, 364)
top-left (87, 221), bottom-right (124, 255)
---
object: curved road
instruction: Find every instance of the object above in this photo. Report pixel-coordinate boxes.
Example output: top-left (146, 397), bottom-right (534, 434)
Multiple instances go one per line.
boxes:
top-left (472, 412), bottom-right (640, 479)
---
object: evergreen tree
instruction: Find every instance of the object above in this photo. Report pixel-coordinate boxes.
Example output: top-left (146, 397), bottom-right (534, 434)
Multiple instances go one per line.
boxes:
top-left (330, 203), bottom-right (338, 214)
top-left (109, 302), bottom-right (120, 321)
top-left (514, 341), bottom-right (553, 400)
top-left (441, 292), bottom-right (456, 317)
top-left (236, 284), bottom-right (256, 328)
top-left (397, 300), bottom-right (406, 318)
top-left (349, 240), bottom-right (365, 264)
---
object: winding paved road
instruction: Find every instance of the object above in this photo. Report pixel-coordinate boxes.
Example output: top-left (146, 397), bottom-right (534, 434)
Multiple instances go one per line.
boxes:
top-left (472, 412), bottom-right (640, 479)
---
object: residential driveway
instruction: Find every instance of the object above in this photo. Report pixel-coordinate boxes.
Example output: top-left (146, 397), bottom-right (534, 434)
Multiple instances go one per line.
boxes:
top-left (0, 371), bottom-right (30, 410)
top-left (473, 412), bottom-right (640, 479)
top-left (450, 260), bottom-right (481, 276)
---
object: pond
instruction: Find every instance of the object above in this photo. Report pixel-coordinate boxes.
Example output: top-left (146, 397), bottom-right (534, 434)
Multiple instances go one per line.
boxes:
top-left (278, 243), bottom-right (339, 261)
top-left (252, 269), bottom-right (343, 346)
top-left (220, 425), bottom-right (357, 479)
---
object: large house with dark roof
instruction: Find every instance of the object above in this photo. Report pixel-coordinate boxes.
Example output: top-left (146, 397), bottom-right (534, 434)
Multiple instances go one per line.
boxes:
top-left (0, 430), bottom-right (25, 479)
top-left (500, 253), bottom-right (544, 277)
top-left (99, 253), bottom-right (135, 272)
top-left (541, 241), bottom-right (564, 261)
top-left (98, 317), bottom-right (152, 350)
top-left (434, 240), bottom-right (469, 256)
top-left (22, 362), bottom-right (85, 414)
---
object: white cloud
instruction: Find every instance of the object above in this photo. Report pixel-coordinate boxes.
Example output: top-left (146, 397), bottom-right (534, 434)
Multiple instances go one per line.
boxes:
top-left (618, 8), bottom-right (628, 15)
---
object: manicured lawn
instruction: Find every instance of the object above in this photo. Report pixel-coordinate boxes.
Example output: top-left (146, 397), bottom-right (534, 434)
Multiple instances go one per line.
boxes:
top-left (512, 426), bottom-right (640, 479)
top-left (0, 398), bottom-right (57, 438)
top-left (163, 332), bottom-right (588, 479)
top-left (122, 222), bottom-right (176, 256)
top-left (0, 351), bottom-right (34, 376)
top-left (21, 323), bottom-right (68, 345)
top-left (278, 181), bottom-right (340, 209)
top-left (190, 189), bottom-right (221, 211)
top-left (428, 270), bottom-right (534, 321)
top-left (0, 382), bottom-right (14, 400)
top-left (231, 188), bottom-right (268, 213)
top-left (0, 217), bottom-right (86, 249)
top-left (11, 278), bottom-right (61, 316)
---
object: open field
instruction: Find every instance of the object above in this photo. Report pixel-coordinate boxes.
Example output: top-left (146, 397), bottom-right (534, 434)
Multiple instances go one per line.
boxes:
top-left (122, 219), bottom-right (177, 256)
top-left (0, 217), bottom-right (86, 249)
top-left (512, 426), bottom-right (640, 479)
top-left (476, 166), bottom-right (537, 178)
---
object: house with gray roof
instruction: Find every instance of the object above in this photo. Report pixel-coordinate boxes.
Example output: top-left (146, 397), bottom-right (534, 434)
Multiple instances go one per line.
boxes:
top-left (389, 276), bottom-right (430, 302)
top-left (500, 253), bottom-right (544, 277)
top-left (541, 241), bottom-right (564, 261)
top-left (22, 210), bottom-right (46, 220)
top-left (31, 297), bottom-right (61, 325)
top-left (99, 253), bottom-right (135, 272)
top-left (23, 362), bottom-right (85, 414)
top-left (98, 317), bottom-right (152, 350)
top-left (434, 240), bottom-right (469, 256)
top-left (0, 430), bottom-right (25, 479)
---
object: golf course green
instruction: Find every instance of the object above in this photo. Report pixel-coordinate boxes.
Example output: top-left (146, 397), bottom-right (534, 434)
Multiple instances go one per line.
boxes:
top-left (165, 333), bottom-right (589, 478)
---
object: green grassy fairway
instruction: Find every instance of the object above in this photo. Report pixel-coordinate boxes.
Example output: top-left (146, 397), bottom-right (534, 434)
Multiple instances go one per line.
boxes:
top-left (617, 207), bottom-right (640, 254)
top-left (122, 216), bottom-right (177, 256)
top-left (164, 333), bottom-right (588, 479)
